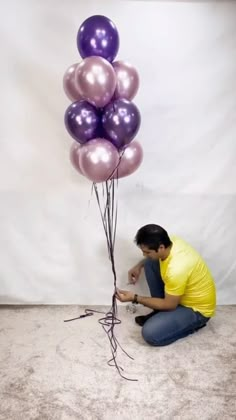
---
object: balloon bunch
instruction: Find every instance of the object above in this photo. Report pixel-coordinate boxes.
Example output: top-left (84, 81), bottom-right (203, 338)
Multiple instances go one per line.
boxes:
top-left (64, 14), bottom-right (143, 182)
top-left (63, 15), bottom-right (141, 381)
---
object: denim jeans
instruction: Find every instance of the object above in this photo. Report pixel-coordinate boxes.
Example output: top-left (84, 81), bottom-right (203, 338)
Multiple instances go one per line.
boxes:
top-left (142, 259), bottom-right (210, 346)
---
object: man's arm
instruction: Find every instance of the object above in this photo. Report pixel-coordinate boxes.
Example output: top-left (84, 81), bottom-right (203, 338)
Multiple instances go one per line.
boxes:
top-left (116, 289), bottom-right (182, 311)
top-left (137, 293), bottom-right (182, 311)
top-left (137, 259), bottom-right (146, 267)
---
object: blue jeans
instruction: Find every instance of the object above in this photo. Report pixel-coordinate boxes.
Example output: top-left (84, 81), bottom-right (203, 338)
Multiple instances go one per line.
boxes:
top-left (142, 260), bottom-right (210, 346)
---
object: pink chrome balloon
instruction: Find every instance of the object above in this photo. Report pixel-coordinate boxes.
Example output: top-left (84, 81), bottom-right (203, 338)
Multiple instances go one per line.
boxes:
top-left (63, 63), bottom-right (83, 102)
top-left (70, 142), bottom-right (84, 175)
top-left (113, 61), bottom-right (139, 100)
top-left (75, 57), bottom-right (117, 108)
top-left (79, 138), bottom-right (119, 183)
top-left (113, 140), bottom-right (143, 179)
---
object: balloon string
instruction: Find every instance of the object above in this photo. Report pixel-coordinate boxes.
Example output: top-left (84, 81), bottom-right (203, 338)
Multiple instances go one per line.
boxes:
top-left (65, 178), bottom-right (137, 381)
top-left (96, 179), bottom-right (137, 381)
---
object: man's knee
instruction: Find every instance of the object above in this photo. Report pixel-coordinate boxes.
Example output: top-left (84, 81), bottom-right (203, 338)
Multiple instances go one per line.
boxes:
top-left (142, 322), bottom-right (162, 346)
top-left (142, 318), bottom-right (198, 347)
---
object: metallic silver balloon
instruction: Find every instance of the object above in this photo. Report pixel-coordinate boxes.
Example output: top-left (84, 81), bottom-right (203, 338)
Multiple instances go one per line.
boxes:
top-left (63, 63), bottom-right (83, 102)
top-left (79, 138), bottom-right (119, 183)
top-left (113, 140), bottom-right (143, 179)
top-left (75, 57), bottom-right (117, 108)
top-left (70, 142), bottom-right (84, 175)
top-left (113, 61), bottom-right (139, 100)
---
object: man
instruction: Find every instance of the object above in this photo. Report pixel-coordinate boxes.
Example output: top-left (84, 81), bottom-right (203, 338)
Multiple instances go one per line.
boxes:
top-left (116, 224), bottom-right (216, 346)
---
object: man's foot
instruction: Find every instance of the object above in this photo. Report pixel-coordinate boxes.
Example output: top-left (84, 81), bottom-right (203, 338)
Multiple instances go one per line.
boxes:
top-left (135, 311), bottom-right (158, 326)
top-left (195, 323), bottom-right (207, 331)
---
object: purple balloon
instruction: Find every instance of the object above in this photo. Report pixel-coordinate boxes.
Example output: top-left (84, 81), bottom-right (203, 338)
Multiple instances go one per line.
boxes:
top-left (79, 138), bottom-right (119, 183)
top-left (102, 99), bottom-right (141, 149)
top-left (64, 100), bottom-right (101, 144)
top-left (77, 15), bottom-right (119, 63)
top-left (112, 140), bottom-right (143, 179)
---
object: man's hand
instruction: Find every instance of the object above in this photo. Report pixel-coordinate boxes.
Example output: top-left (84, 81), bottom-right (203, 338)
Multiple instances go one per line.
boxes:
top-left (115, 289), bottom-right (135, 303)
top-left (128, 263), bottom-right (143, 284)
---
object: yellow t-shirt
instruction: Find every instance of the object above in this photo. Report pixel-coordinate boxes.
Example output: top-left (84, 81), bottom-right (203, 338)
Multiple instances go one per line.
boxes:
top-left (159, 236), bottom-right (216, 317)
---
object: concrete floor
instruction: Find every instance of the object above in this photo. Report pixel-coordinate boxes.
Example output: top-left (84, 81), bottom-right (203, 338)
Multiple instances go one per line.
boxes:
top-left (0, 305), bottom-right (236, 420)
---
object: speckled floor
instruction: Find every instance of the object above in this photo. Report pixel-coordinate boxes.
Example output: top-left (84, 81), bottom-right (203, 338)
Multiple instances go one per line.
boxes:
top-left (0, 305), bottom-right (235, 420)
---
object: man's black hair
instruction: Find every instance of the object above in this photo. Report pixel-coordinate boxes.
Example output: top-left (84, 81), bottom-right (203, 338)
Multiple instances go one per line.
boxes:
top-left (135, 224), bottom-right (172, 250)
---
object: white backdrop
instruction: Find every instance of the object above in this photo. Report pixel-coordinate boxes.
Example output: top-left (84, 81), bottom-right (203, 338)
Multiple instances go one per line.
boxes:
top-left (0, 0), bottom-right (235, 304)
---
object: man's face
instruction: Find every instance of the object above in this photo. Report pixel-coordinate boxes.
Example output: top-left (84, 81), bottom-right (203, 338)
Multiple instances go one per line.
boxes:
top-left (139, 245), bottom-right (162, 260)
